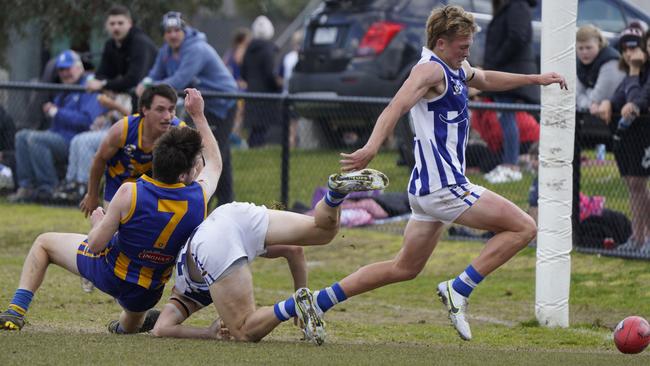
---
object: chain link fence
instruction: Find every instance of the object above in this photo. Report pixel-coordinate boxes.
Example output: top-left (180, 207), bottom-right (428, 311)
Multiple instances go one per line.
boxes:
top-left (0, 81), bottom-right (647, 260)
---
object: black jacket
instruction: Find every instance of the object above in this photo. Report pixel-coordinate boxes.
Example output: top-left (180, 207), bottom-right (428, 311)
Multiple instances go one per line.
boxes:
top-left (95, 26), bottom-right (157, 93)
top-left (241, 39), bottom-right (281, 93)
top-left (483, 0), bottom-right (539, 103)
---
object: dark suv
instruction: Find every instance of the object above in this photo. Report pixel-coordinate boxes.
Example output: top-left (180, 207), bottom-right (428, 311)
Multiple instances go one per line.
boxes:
top-left (289, 0), bottom-right (650, 147)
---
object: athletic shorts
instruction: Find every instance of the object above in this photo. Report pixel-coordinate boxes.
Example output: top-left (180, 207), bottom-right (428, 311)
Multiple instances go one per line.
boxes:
top-left (188, 202), bottom-right (268, 287)
top-left (76, 241), bottom-right (163, 312)
top-left (409, 182), bottom-right (486, 224)
top-left (172, 240), bottom-right (213, 307)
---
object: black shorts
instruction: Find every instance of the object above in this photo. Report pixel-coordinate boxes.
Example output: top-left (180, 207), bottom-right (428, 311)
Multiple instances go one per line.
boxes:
top-left (613, 121), bottom-right (650, 177)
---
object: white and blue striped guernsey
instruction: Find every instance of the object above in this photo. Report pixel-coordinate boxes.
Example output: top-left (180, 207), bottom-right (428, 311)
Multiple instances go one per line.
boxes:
top-left (408, 47), bottom-right (470, 196)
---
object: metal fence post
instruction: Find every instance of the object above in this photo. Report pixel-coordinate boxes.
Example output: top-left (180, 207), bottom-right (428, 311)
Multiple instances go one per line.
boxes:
top-left (280, 95), bottom-right (290, 207)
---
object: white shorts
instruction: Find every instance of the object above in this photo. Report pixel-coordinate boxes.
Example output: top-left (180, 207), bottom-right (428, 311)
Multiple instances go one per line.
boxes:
top-left (409, 183), bottom-right (486, 224)
top-left (188, 202), bottom-right (269, 287)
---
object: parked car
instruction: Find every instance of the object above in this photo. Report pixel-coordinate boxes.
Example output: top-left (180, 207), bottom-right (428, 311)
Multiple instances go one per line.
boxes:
top-left (289, 0), bottom-right (650, 148)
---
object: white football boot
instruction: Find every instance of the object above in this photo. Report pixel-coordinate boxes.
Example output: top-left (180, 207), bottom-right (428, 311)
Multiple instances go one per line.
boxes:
top-left (437, 280), bottom-right (472, 341)
top-left (294, 287), bottom-right (326, 345)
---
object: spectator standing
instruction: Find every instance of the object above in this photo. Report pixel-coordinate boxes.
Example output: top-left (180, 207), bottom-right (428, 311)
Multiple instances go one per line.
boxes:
top-left (279, 30), bottom-right (304, 148)
top-left (137, 11), bottom-right (238, 206)
top-left (86, 5), bottom-right (157, 106)
top-left (576, 25), bottom-right (625, 114)
top-left (595, 25), bottom-right (650, 252)
top-left (223, 28), bottom-right (251, 148)
top-left (483, 0), bottom-right (538, 183)
top-left (241, 15), bottom-right (282, 147)
top-left (8, 50), bottom-right (106, 203)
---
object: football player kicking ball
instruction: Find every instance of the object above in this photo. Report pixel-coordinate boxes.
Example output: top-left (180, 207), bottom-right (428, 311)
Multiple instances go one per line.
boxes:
top-left (151, 169), bottom-right (389, 345)
top-left (305, 5), bottom-right (567, 342)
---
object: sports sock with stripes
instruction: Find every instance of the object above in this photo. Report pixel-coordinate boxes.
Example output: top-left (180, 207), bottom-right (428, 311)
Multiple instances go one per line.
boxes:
top-left (313, 282), bottom-right (347, 313)
top-left (324, 190), bottom-right (347, 208)
top-left (7, 288), bottom-right (33, 317)
top-left (273, 296), bottom-right (296, 321)
top-left (451, 265), bottom-right (484, 298)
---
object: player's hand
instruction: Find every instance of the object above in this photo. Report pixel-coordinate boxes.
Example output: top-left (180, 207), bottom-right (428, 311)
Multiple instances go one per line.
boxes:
top-left (209, 317), bottom-right (231, 340)
top-left (538, 72), bottom-right (567, 90)
top-left (90, 207), bottom-right (105, 227)
top-left (340, 146), bottom-right (376, 172)
top-left (589, 102), bottom-right (600, 116)
top-left (80, 193), bottom-right (100, 218)
top-left (184, 88), bottom-right (205, 120)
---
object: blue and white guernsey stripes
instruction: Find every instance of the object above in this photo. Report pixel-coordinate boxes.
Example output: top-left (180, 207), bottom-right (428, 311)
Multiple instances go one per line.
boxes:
top-left (409, 47), bottom-right (470, 196)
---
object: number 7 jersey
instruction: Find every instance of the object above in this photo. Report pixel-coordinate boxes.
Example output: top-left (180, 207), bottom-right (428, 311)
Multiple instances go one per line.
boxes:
top-left (105, 174), bottom-right (207, 290)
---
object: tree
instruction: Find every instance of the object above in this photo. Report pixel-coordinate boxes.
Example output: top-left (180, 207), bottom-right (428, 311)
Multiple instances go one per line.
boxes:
top-left (0, 0), bottom-right (223, 68)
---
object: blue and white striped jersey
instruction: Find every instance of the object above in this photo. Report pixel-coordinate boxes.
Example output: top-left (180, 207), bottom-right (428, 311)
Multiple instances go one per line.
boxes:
top-left (408, 47), bottom-right (471, 196)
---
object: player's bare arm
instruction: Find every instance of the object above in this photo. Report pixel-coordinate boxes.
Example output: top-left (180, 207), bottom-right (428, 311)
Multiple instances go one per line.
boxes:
top-left (80, 119), bottom-right (125, 217)
top-left (86, 183), bottom-right (133, 253)
top-left (262, 245), bottom-right (307, 290)
top-left (153, 289), bottom-right (227, 340)
top-left (185, 88), bottom-right (222, 197)
top-left (467, 63), bottom-right (567, 91)
top-left (340, 62), bottom-right (445, 171)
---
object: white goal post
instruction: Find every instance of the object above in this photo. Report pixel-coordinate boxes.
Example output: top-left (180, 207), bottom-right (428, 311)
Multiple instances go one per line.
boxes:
top-left (536, 0), bottom-right (578, 327)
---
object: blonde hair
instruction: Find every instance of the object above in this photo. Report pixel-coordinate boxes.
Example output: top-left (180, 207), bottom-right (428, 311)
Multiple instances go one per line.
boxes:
top-left (576, 24), bottom-right (608, 49)
top-left (426, 5), bottom-right (477, 50)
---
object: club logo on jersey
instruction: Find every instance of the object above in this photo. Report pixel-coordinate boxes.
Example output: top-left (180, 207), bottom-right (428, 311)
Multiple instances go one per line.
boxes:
top-left (452, 78), bottom-right (464, 95)
top-left (123, 144), bottom-right (136, 157)
top-left (138, 250), bottom-right (175, 264)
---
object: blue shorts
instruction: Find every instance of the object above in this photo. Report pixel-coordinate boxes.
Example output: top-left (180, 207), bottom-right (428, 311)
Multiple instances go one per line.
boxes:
top-left (76, 240), bottom-right (163, 312)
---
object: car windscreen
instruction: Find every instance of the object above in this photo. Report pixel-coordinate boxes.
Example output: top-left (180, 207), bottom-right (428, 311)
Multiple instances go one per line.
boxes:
top-left (401, 0), bottom-right (445, 17)
top-left (323, 0), bottom-right (400, 11)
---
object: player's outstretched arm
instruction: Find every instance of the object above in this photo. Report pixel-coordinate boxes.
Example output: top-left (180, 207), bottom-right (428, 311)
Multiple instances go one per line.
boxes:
top-left (80, 120), bottom-right (124, 217)
top-left (340, 62), bottom-right (445, 171)
top-left (468, 66), bottom-right (567, 92)
top-left (185, 88), bottom-right (222, 197)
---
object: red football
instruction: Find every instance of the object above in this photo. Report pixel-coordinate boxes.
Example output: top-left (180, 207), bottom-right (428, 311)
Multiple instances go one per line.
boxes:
top-left (613, 316), bottom-right (650, 354)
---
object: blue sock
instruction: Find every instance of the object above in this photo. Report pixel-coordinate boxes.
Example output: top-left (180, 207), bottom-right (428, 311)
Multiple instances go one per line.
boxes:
top-left (314, 282), bottom-right (348, 313)
top-left (273, 296), bottom-right (296, 321)
top-left (324, 190), bottom-right (347, 208)
top-left (7, 288), bottom-right (34, 317)
top-left (451, 265), bottom-right (484, 298)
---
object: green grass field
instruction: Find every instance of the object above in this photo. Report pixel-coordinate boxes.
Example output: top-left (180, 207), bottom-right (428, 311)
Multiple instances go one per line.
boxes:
top-left (0, 148), bottom-right (647, 365)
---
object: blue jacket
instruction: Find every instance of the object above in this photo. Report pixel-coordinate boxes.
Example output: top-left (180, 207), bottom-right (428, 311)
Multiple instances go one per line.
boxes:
top-left (148, 27), bottom-right (237, 119)
top-left (50, 74), bottom-right (107, 144)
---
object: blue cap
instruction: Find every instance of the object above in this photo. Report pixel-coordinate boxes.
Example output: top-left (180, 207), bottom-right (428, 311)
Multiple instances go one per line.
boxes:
top-left (55, 50), bottom-right (81, 69)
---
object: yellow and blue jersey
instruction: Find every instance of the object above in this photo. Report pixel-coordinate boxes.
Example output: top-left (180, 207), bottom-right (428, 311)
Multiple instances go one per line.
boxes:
top-left (104, 114), bottom-right (186, 201)
top-left (104, 175), bottom-right (207, 290)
